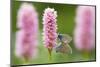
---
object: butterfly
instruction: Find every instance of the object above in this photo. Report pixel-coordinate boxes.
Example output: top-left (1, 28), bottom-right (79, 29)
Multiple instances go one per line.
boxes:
top-left (55, 33), bottom-right (72, 54)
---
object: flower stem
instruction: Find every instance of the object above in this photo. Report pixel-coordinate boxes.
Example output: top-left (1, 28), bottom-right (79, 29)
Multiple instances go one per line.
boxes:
top-left (48, 48), bottom-right (52, 60)
top-left (82, 51), bottom-right (90, 60)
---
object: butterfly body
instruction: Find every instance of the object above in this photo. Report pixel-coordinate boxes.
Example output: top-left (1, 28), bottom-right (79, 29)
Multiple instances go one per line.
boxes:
top-left (58, 34), bottom-right (63, 41)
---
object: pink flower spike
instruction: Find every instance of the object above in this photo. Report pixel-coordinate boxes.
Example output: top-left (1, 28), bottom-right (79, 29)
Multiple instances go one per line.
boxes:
top-left (15, 3), bottom-right (38, 61)
top-left (74, 6), bottom-right (95, 51)
top-left (43, 8), bottom-right (57, 57)
top-left (17, 3), bottom-right (38, 31)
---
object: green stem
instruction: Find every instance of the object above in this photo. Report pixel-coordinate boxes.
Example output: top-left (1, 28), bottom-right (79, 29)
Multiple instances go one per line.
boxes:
top-left (48, 48), bottom-right (52, 61)
top-left (23, 57), bottom-right (31, 64)
top-left (82, 50), bottom-right (90, 60)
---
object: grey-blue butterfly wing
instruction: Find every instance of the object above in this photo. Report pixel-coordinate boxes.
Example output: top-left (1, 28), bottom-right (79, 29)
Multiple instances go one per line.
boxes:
top-left (56, 43), bottom-right (72, 54)
top-left (61, 34), bottom-right (72, 44)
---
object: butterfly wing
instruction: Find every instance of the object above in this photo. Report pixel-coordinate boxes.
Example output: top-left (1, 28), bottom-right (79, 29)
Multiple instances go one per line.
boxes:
top-left (56, 43), bottom-right (72, 54)
top-left (65, 44), bottom-right (72, 54)
top-left (61, 34), bottom-right (72, 44)
top-left (56, 44), bottom-right (62, 53)
top-left (57, 37), bottom-right (61, 44)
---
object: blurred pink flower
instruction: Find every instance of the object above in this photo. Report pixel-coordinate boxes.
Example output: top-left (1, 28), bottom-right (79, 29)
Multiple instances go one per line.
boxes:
top-left (15, 3), bottom-right (38, 61)
top-left (17, 3), bottom-right (38, 32)
top-left (43, 8), bottom-right (57, 54)
top-left (74, 6), bottom-right (95, 51)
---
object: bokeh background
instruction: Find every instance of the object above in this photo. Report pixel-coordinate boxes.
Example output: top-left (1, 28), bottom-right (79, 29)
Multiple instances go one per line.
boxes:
top-left (11, 1), bottom-right (96, 65)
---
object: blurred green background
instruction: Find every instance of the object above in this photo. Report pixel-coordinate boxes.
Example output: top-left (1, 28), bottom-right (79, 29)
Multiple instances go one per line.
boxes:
top-left (11, 1), bottom-right (96, 65)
